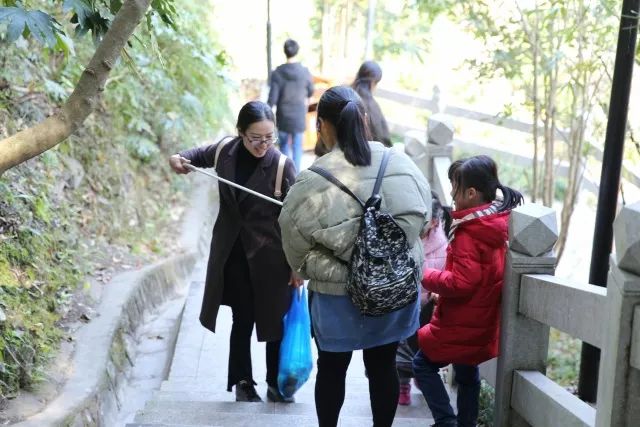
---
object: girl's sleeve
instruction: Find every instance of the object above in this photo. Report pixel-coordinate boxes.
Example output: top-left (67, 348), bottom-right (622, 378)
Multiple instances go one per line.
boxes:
top-left (421, 235), bottom-right (481, 298)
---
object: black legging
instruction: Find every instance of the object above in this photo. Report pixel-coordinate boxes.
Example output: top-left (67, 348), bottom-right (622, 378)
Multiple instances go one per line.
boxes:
top-left (225, 240), bottom-right (280, 391)
top-left (315, 341), bottom-right (400, 427)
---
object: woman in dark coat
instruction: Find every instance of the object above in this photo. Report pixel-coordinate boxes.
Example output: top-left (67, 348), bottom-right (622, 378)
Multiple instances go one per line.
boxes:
top-left (352, 60), bottom-right (392, 147)
top-left (169, 101), bottom-right (302, 403)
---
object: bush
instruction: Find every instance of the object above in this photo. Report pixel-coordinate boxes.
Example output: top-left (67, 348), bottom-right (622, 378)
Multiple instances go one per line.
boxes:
top-left (478, 379), bottom-right (495, 426)
top-left (0, 0), bottom-right (230, 401)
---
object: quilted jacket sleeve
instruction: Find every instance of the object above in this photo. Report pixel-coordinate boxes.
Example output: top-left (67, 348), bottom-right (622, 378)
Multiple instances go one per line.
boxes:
top-left (278, 171), bottom-right (317, 278)
top-left (421, 232), bottom-right (482, 298)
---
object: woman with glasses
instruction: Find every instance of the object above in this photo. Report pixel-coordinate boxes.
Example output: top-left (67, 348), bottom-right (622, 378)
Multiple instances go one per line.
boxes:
top-left (169, 101), bottom-right (302, 403)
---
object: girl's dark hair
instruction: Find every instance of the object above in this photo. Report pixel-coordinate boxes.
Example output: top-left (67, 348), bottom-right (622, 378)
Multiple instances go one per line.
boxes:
top-left (352, 61), bottom-right (382, 100)
top-left (448, 155), bottom-right (524, 212)
top-left (236, 101), bottom-right (275, 133)
top-left (431, 190), bottom-right (453, 235)
top-left (317, 86), bottom-right (371, 166)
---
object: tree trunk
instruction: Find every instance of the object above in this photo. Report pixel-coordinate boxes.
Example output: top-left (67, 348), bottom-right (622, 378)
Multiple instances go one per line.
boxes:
top-left (556, 91), bottom-right (583, 259)
top-left (531, 5), bottom-right (540, 203)
top-left (543, 58), bottom-right (558, 207)
top-left (556, 6), bottom-right (590, 261)
top-left (364, 0), bottom-right (377, 60)
top-left (0, 0), bottom-right (152, 175)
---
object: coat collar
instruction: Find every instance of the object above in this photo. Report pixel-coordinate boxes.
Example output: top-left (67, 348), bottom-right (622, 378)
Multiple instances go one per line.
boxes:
top-left (225, 138), bottom-right (279, 205)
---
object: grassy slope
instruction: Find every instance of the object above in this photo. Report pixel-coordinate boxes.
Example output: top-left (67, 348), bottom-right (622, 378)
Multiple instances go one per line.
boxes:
top-left (0, 0), bottom-right (230, 404)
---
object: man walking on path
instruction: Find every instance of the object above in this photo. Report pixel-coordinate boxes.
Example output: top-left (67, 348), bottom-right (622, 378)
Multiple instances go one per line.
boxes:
top-left (268, 39), bottom-right (314, 172)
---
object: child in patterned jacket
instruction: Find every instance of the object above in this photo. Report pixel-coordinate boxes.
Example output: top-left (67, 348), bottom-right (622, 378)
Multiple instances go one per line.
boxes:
top-left (396, 191), bottom-right (451, 406)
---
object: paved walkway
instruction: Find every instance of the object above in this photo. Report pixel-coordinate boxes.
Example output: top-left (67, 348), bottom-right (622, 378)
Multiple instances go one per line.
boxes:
top-left (129, 257), bottom-right (436, 425)
top-left (127, 151), bottom-right (445, 426)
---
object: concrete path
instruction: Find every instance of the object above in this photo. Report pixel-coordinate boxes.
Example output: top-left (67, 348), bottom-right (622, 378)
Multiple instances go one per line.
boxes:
top-left (127, 152), bottom-right (442, 426)
top-left (128, 258), bottom-right (435, 426)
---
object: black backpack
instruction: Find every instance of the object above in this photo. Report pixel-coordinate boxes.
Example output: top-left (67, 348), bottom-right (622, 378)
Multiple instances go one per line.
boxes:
top-left (309, 150), bottom-right (419, 316)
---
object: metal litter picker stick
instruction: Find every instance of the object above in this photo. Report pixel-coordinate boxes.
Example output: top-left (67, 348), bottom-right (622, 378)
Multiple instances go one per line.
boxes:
top-left (184, 164), bottom-right (284, 206)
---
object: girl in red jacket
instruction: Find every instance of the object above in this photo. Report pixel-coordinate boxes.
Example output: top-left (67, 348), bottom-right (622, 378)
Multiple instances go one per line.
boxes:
top-left (412, 155), bottom-right (523, 427)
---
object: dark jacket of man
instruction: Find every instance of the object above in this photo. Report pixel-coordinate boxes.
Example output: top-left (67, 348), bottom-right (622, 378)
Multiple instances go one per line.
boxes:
top-left (179, 137), bottom-right (296, 341)
top-left (268, 63), bottom-right (314, 133)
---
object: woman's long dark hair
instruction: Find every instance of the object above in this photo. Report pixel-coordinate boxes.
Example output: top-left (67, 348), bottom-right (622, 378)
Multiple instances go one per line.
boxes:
top-left (448, 155), bottom-right (524, 212)
top-left (352, 60), bottom-right (382, 100)
top-left (236, 101), bottom-right (275, 133)
top-left (317, 86), bottom-right (371, 166)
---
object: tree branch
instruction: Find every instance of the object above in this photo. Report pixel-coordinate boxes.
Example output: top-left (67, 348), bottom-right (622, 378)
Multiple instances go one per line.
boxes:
top-left (0, 0), bottom-right (152, 175)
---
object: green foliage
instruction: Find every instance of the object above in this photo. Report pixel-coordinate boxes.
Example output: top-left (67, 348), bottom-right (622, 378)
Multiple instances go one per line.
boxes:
top-left (311, 0), bottom-right (445, 66)
top-left (478, 379), bottom-right (495, 426)
top-left (0, 0), bottom-right (229, 401)
top-left (373, 0), bottom-right (447, 62)
top-left (0, 0), bottom-right (179, 51)
top-left (0, 7), bottom-right (63, 47)
top-left (547, 328), bottom-right (580, 390)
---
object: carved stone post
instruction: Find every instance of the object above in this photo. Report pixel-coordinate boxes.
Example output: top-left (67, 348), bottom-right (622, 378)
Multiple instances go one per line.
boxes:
top-left (596, 202), bottom-right (640, 427)
top-left (494, 203), bottom-right (558, 427)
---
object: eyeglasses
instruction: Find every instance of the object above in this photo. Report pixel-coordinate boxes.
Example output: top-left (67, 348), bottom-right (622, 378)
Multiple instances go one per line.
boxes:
top-left (246, 136), bottom-right (278, 146)
top-left (247, 137), bottom-right (278, 145)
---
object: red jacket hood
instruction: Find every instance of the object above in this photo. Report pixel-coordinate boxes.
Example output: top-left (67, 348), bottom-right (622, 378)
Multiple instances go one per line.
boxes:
top-left (452, 203), bottom-right (509, 249)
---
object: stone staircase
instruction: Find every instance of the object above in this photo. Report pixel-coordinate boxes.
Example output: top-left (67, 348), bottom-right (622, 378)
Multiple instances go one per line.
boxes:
top-left (126, 262), bottom-right (437, 426)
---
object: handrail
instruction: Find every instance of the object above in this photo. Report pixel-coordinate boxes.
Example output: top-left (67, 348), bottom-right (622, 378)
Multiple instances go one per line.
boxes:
top-left (512, 371), bottom-right (596, 427)
top-left (519, 274), bottom-right (607, 348)
top-left (379, 87), bottom-right (640, 189)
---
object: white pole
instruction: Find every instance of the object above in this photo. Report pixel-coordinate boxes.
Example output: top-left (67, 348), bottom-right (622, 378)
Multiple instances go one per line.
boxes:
top-left (185, 164), bottom-right (283, 206)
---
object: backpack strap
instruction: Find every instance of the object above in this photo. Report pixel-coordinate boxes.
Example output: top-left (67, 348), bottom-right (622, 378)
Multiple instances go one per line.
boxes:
top-left (214, 136), bottom-right (234, 169)
top-left (371, 149), bottom-right (392, 198)
top-left (309, 166), bottom-right (365, 209)
top-left (274, 153), bottom-right (287, 200)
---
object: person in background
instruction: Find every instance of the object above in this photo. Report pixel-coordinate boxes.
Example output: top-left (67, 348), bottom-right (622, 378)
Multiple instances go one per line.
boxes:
top-left (268, 39), bottom-right (314, 172)
top-left (396, 191), bottom-right (451, 406)
top-left (352, 60), bottom-right (392, 147)
top-left (168, 101), bottom-right (303, 404)
top-left (279, 86), bottom-right (430, 427)
top-left (413, 155), bottom-right (523, 427)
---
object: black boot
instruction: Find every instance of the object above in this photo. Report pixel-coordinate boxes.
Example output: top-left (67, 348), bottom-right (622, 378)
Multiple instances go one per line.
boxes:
top-left (235, 380), bottom-right (262, 402)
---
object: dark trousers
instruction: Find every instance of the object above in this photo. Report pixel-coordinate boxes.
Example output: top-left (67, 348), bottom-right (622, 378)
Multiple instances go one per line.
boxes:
top-left (227, 300), bottom-right (281, 390)
top-left (315, 341), bottom-right (400, 427)
top-left (225, 241), bottom-right (280, 391)
top-left (412, 350), bottom-right (480, 427)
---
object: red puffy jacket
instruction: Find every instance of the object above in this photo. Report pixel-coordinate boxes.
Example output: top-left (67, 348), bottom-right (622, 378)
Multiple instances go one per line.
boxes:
top-left (418, 203), bottom-right (509, 365)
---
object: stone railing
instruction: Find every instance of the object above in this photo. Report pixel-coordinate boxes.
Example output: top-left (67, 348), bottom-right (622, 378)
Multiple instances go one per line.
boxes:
top-left (404, 114), bottom-right (454, 207)
top-left (487, 201), bottom-right (640, 427)
top-left (381, 86), bottom-right (640, 191)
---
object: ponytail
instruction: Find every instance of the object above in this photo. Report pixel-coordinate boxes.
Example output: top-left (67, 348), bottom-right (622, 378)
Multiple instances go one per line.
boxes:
top-left (337, 100), bottom-right (371, 166)
top-left (453, 155), bottom-right (524, 212)
top-left (317, 86), bottom-right (372, 166)
top-left (497, 183), bottom-right (524, 212)
top-left (352, 78), bottom-right (374, 100)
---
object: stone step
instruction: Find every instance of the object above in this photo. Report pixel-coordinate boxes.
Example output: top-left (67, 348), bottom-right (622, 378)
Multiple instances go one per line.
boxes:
top-left (126, 424), bottom-right (212, 427)
top-left (134, 400), bottom-right (433, 426)
top-left (152, 389), bottom-right (429, 409)
top-left (128, 411), bottom-right (430, 426)
top-left (160, 375), bottom-right (373, 393)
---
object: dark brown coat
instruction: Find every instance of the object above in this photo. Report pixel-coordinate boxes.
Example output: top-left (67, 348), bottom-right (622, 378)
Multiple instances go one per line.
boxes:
top-left (179, 137), bottom-right (296, 341)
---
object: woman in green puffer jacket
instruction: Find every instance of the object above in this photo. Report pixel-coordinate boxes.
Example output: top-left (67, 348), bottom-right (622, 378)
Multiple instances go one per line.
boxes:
top-left (279, 86), bottom-right (431, 427)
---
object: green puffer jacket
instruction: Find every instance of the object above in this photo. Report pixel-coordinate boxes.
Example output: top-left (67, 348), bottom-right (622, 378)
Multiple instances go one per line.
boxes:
top-left (279, 142), bottom-right (432, 296)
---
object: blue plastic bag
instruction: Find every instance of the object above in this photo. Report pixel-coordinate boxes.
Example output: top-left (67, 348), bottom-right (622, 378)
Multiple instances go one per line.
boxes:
top-left (278, 286), bottom-right (313, 398)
